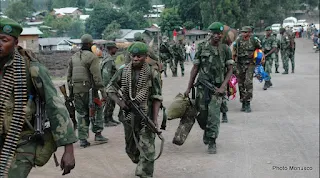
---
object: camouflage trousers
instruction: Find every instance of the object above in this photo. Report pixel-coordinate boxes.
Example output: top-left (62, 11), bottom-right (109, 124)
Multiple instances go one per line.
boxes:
top-left (281, 49), bottom-right (291, 71)
top-left (74, 92), bottom-right (104, 140)
top-left (160, 53), bottom-right (175, 76)
top-left (288, 48), bottom-right (295, 70)
top-left (195, 86), bottom-right (223, 143)
top-left (274, 52), bottom-right (279, 69)
top-left (122, 119), bottom-right (155, 177)
top-left (220, 99), bottom-right (228, 113)
top-left (103, 96), bottom-right (115, 122)
top-left (236, 63), bottom-right (255, 102)
top-left (264, 54), bottom-right (275, 80)
top-left (173, 58), bottom-right (184, 76)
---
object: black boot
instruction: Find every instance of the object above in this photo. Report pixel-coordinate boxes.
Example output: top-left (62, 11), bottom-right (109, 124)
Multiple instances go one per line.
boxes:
top-left (263, 81), bottom-right (269, 90)
top-left (164, 71), bottom-right (167, 77)
top-left (245, 101), bottom-right (251, 113)
top-left (292, 69), bottom-right (294, 73)
top-left (268, 80), bottom-right (273, 87)
top-left (221, 113), bottom-right (228, 123)
top-left (275, 68), bottom-right (279, 73)
top-left (208, 139), bottom-right (217, 154)
top-left (80, 139), bottom-right (90, 148)
top-left (241, 102), bottom-right (246, 112)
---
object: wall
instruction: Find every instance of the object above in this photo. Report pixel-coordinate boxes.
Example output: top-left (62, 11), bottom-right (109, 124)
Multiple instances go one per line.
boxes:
top-left (18, 35), bottom-right (39, 52)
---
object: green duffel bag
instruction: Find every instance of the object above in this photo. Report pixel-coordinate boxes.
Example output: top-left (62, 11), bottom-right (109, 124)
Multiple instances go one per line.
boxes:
top-left (167, 93), bottom-right (190, 120)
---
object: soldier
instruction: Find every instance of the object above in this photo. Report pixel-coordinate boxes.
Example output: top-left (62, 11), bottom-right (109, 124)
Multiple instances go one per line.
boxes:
top-left (101, 42), bottom-right (121, 127)
top-left (261, 26), bottom-right (278, 90)
top-left (171, 36), bottom-right (185, 77)
top-left (133, 32), bottom-right (159, 61)
top-left (286, 27), bottom-right (296, 73)
top-left (0, 18), bottom-right (76, 177)
top-left (184, 22), bottom-right (234, 154)
top-left (106, 42), bottom-right (163, 178)
top-left (279, 28), bottom-right (291, 74)
top-left (273, 31), bottom-right (280, 73)
top-left (233, 26), bottom-right (262, 112)
top-left (159, 36), bottom-right (175, 77)
top-left (67, 34), bottom-right (108, 148)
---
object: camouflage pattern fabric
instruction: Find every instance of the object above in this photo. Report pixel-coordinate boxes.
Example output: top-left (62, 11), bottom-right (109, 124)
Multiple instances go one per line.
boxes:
top-left (106, 63), bottom-right (162, 178)
top-left (280, 33), bottom-right (291, 72)
top-left (0, 53), bottom-right (77, 177)
top-left (171, 43), bottom-right (185, 76)
top-left (160, 42), bottom-right (175, 75)
top-left (288, 43), bottom-right (295, 71)
top-left (193, 42), bottom-right (234, 141)
top-left (286, 31), bottom-right (296, 71)
top-left (220, 99), bottom-right (228, 113)
top-left (274, 36), bottom-right (280, 70)
top-left (262, 34), bottom-right (278, 79)
top-left (236, 63), bottom-right (255, 102)
top-left (74, 92), bottom-right (103, 140)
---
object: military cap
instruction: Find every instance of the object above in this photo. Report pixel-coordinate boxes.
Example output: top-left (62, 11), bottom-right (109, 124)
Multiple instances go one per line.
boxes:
top-left (265, 26), bottom-right (272, 31)
top-left (134, 32), bottom-right (143, 41)
top-left (81, 34), bottom-right (93, 43)
top-left (208, 22), bottom-right (224, 32)
top-left (241, 26), bottom-right (252, 32)
top-left (0, 18), bottom-right (23, 38)
top-left (128, 42), bottom-right (148, 54)
top-left (105, 42), bottom-right (117, 48)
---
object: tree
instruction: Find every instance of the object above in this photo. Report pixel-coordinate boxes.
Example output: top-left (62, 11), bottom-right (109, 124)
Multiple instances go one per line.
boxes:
top-left (159, 8), bottom-right (182, 33)
top-left (102, 21), bottom-right (121, 40)
top-left (129, 0), bottom-right (151, 14)
top-left (5, 1), bottom-right (30, 22)
top-left (68, 19), bottom-right (85, 38)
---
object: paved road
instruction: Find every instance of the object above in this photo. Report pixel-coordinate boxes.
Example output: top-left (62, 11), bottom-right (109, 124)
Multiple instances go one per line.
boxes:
top-left (30, 38), bottom-right (319, 178)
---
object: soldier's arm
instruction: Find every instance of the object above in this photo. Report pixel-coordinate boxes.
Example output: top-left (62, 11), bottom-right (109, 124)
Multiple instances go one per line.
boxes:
top-left (151, 69), bottom-right (163, 124)
top-left (89, 55), bottom-right (106, 97)
top-left (106, 68), bottom-right (123, 105)
top-left (30, 61), bottom-right (78, 147)
top-left (221, 46), bottom-right (234, 89)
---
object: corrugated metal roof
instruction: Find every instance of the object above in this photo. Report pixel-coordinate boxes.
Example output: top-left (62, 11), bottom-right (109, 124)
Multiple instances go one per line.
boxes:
top-left (21, 27), bottom-right (43, 35)
top-left (39, 37), bottom-right (71, 46)
top-left (121, 30), bottom-right (146, 40)
top-left (53, 7), bottom-right (79, 15)
top-left (145, 28), bottom-right (160, 32)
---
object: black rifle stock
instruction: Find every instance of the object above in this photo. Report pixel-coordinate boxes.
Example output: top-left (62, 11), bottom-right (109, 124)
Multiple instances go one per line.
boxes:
top-left (59, 84), bottom-right (77, 130)
top-left (198, 80), bottom-right (229, 101)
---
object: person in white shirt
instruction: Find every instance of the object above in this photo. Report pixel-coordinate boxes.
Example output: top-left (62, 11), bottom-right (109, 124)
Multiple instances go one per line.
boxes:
top-left (185, 43), bottom-right (192, 61)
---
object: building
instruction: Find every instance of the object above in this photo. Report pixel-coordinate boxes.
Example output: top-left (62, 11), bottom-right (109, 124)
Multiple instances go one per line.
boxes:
top-left (185, 29), bottom-right (209, 42)
top-left (39, 37), bottom-right (72, 51)
top-left (18, 27), bottom-right (43, 52)
top-left (117, 29), bottom-right (146, 42)
top-left (144, 5), bottom-right (164, 19)
top-left (51, 7), bottom-right (82, 18)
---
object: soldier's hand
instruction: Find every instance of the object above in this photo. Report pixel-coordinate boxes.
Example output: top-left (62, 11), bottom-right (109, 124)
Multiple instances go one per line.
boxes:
top-left (215, 87), bottom-right (225, 95)
top-left (184, 88), bottom-right (191, 97)
top-left (61, 144), bottom-right (75, 176)
top-left (119, 100), bottom-right (130, 111)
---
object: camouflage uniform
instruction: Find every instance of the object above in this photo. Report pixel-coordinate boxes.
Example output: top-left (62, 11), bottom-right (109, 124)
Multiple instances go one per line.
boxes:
top-left (67, 34), bottom-right (108, 147)
top-left (273, 33), bottom-right (280, 73)
top-left (171, 40), bottom-right (185, 77)
top-left (262, 29), bottom-right (277, 89)
top-left (280, 30), bottom-right (291, 74)
top-left (286, 30), bottom-right (296, 73)
top-left (159, 38), bottom-right (175, 77)
top-left (106, 42), bottom-right (163, 178)
top-left (234, 26), bottom-right (262, 112)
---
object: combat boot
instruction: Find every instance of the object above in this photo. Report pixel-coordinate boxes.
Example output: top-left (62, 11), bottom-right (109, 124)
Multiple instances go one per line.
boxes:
top-left (282, 70), bottom-right (288, 74)
top-left (292, 69), bottom-right (294, 73)
top-left (268, 80), bottom-right (273, 87)
top-left (208, 139), bottom-right (217, 154)
top-left (95, 133), bottom-right (109, 143)
top-left (275, 68), bottom-right (279, 73)
top-left (241, 102), bottom-right (246, 112)
top-left (245, 101), bottom-right (252, 113)
top-left (182, 73), bottom-right (184, 77)
top-left (263, 81), bottom-right (269, 90)
top-left (221, 113), bottom-right (228, 123)
top-left (80, 139), bottom-right (90, 148)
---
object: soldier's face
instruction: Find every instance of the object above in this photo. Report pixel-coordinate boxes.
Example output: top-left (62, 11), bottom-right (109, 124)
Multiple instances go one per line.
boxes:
top-left (242, 31), bottom-right (250, 38)
top-left (266, 30), bottom-right (272, 35)
top-left (211, 32), bottom-right (222, 43)
top-left (0, 34), bottom-right (17, 59)
top-left (131, 54), bottom-right (146, 68)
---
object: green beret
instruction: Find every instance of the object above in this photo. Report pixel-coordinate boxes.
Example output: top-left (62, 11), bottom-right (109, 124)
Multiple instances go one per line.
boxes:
top-left (106, 42), bottom-right (117, 48)
top-left (241, 26), bottom-right (251, 32)
top-left (208, 22), bottom-right (224, 32)
top-left (134, 32), bottom-right (143, 41)
top-left (128, 42), bottom-right (148, 55)
top-left (81, 34), bottom-right (93, 43)
top-left (265, 26), bottom-right (272, 31)
top-left (0, 18), bottom-right (23, 38)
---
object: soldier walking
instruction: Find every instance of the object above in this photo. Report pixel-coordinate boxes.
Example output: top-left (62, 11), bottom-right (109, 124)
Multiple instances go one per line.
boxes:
top-left (0, 18), bottom-right (76, 177)
top-left (107, 42), bottom-right (163, 178)
top-left (101, 42), bottom-right (121, 127)
top-left (67, 34), bottom-right (108, 148)
top-left (159, 36), bottom-right (175, 77)
top-left (184, 22), bottom-right (234, 154)
top-left (273, 32), bottom-right (280, 73)
top-left (261, 26), bottom-right (278, 90)
top-left (279, 28), bottom-right (291, 74)
top-left (172, 36), bottom-right (185, 77)
top-left (233, 26), bottom-right (262, 112)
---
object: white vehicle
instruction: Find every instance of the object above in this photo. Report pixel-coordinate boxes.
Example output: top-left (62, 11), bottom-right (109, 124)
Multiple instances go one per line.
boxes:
top-left (296, 19), bottom-right (307, 26)
top-left (282, 17), bottom-right (297, 28)
top-left (271, 23), bottom-right (281, 32)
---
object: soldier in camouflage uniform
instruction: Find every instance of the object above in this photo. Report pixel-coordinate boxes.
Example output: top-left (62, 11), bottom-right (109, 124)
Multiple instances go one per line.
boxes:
top-left (286, 28), bottom-right (296, 73)
top-left (261, 26), bottom-right (278, 90)
top-left (233, 26), bottom-right (262, 112)
top-left (0, 18), bottom-right (76, 177)
top-left (107, 42), bottom-right (163, 178)
top-left (185, 22), bottom-right (234, 154)
top-left (171, 37), bottom-right (185, 77)
top-left (273, 32), bottom-right (280, 73)
top-left (159, 36), bottom-right (175, 77)
top-left (279, 28), bottom-right (291, 74)
top-left (133, 32), bottom-right (159, 61)
top-left (67, 34), bottom-right (108, 148)
top-left (100, 42), bottom-right (121, 127)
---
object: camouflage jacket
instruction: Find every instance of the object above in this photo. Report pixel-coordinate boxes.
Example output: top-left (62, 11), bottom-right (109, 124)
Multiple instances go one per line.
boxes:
top-left (106, 64), bottom-right (163, 120)
top-left (262, 35), bottom-right (278, 53)
top-left (101, 53), bottom-right (117, 87)
top-left (0, 51), bottom-right (77, 147)
top-left (280, 34), bottom-right (291, 50)
top-left (171, 43), bottom-right (184, 60)
top-left (194, 42), bottom-right (234, 85)
top-left (233, 36), bottom-right (262, 62)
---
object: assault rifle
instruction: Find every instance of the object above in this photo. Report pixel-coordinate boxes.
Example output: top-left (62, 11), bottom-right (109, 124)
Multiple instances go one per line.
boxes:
top-left (34, 95), bottom-right (45, 144)
top-left (88, 81), bottom-right (103, 126)
top-left (59, 84), bottom-right (77, 130)
top-left (197, 79), bottom-right (229, 101)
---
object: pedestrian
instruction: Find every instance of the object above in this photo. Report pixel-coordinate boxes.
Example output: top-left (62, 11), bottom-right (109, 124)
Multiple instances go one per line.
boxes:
top-left (106, 42), bottom-right (163, 178)
top-left (185, 43), bottom-right (192, 61)
top-left (0, 18), bottom-right (77, 177)
top-left (279, 28), bottom-right (292, 74)
top-left (261, 26), bottom-right (277, 90)
top-left (184, 22), bottom-right (234, 154)
top-left (101, 42), bottom-right (121, 127)
top-left (67, 34), bottom-right (109, 148)
top-left (233, 26), bottom-right (262, 112)
top-left (171, 36), bottom-right (185, 77)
